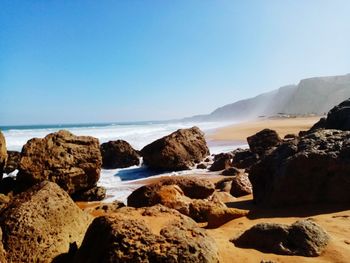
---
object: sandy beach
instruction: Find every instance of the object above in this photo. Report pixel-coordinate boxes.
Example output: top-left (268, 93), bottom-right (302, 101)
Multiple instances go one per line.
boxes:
top-left (209, 116), bottom-right (321, 143)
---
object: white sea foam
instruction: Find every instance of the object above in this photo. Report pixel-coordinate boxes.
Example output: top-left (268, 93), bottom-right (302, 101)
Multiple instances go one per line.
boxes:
top-left (2, 121), bottom-right (247, 202)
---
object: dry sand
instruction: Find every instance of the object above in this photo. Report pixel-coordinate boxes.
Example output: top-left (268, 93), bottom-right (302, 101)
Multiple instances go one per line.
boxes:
top-left (209, 116), bottom-right (321, 143)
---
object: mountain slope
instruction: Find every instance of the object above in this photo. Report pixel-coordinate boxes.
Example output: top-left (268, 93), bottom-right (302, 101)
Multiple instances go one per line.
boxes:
top-left (187, 73), bottom-right (350, 121)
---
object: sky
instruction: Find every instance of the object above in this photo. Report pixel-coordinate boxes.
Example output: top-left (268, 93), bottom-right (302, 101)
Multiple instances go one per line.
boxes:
top-left (1, 0), bottom-right (350, 125)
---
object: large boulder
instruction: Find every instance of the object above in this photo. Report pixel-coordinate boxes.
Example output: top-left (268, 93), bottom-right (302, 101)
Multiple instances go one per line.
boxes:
top-left (209, 153), bottom-right (232, 171)
top-left (233, 219), bottom-right (330, 257)
top-left (74, 205), bottom-right (219, 263)
top-left (4, 150), bottom-right (20, 174)
top-left (250, 130), bottom-right (350, 207)
top-left (141, 127), bottom-right (210, 171)
top-left (127, 177), bottom-right (215, 207)
top-left (231, 148), bottom-right (260, 169)
top-left (100, 140), bottom-right (140, 169)
top-left (72, 186), bottom-right (106, 202)
top-left (17, 130), bottom-right (102, 195)
top-left (310, 98), bottom-right (350, 131)
top-left (247, 129), bottom-right (282, 156)
top-left (0, 181), bottom-right (92, 263)
top-left (0, 131), bottom-right (7, 175)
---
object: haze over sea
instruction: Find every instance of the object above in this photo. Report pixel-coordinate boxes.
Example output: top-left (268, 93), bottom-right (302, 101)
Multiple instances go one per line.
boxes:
top-left (1, 121), bottom-right (245, 202)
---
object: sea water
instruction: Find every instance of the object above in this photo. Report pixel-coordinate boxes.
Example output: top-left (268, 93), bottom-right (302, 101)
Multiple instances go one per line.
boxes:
top-left (1, 121), bottom-right (247, 202)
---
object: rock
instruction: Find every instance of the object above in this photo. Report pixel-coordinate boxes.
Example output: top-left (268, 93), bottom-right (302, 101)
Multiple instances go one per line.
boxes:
top-left (230, 174), bottom-right (252, 197)
top-left (0, 228), bottom-right (7, 263)
top-left (310, 98), bottom-right (350, 131)
top-left (74, 205), bottom-right (219, 263)
top-left (82, 200), bottom-right (126, 216)
top-left (0, 177), bottom-right (17, 195)
top-left (249, 130), bottom-right (350, 207)
top-left (231, 148), bottom-right (260, 169)
top-left (127, 176), bottom-right (215, 207)
top-left (247, 129), bottom-right (282, 156)
top-left (210, 153), bottom-right (232, 171)
top-left (0, 131), bottom-right (7, 174)
top-left (215, 178), bottom-right (234, 192)
top-left (196, 163), bottom-right (208, 169)
top-left (0, 193), bottom-right (10, 213)
top-left (72, 186), bottom-right (106, 201)
top-left (17, 130), bottom-right (102, 195)
top-left (0, 181), bottom-right (92, 263)
top-left (141, 126), bottom-right (210, 171)
top-left (213, 152), bottom-right (233, 161)
top-left (4, 151), bottom-right (20, 174)
top-left (100, 140), bottom-right (140, 169)
top-left (233, 219), bottom-right (330, 257)
top-left (221, 167), bottom-right (240, 176)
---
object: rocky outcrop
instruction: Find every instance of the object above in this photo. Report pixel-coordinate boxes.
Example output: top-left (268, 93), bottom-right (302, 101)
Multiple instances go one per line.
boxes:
top-left (0, 131), bottom-right (7, 175)
top-left (230, 174), bottom-right (252, 197)
top-left (4, 151), bottom-right (20, 174)
top-left (247, 129), bottom-right (282, 156)
top-left (17, 130), bottom-right (102, 195)
top-left (74, 205), bottom-right (220, 263)
top-left (310, 98), bottom-right (350, 131)
top-left (249, 130), bottom-right (350, 207)
top-left (231, 148), bottom-right (259, 169)
top-left (233, 219), bottom-right (330, 257)
top-left (141, 127), bottom-right (210, 171)
top-left (127, 177), bottom-right (215, 207)
top-left (0, 181), bottom-right (92, 263)
top-left (72, 186), bottom-right (106, 201)
top-left (209, 153), bottom-right (232, 171)
top-left (100, 140), bottom-right (140, 169)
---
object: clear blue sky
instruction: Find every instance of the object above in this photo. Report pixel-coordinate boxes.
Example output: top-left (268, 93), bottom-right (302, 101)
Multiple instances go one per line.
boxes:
top-left (1, 0), bottom-right (350, 125)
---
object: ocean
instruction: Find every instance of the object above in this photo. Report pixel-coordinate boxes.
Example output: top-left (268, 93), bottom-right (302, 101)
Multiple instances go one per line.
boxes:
top-left (1, 121), bottom-right (247, 202)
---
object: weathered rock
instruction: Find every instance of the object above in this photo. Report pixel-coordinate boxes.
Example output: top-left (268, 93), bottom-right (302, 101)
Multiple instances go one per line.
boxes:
top-left (310, 98), bottom-right (350, 131)
top-left (284, 134), bottom-right (298, 140)
top-left (196, 163), bottom-right (208, 169)
top-left (231, 148), bottom-right (260, 169)
top-left (249, 130), bottom-right (350, 207)
top-left (230, 174), bottom-right (252, 197)
top-left (74, 205), bottom-right (219, 263)
top-left (72, 186), bottom-right (106, 201)
top-left (247, 129), bottom-right (282, 156)
top-left (215, 178), bottom-right (234, 192)
top-left (0, 193), bottom-right (10, 213)
top-left (0, 228), bottom-right (7, 263)
top-left (82, 200), bottom-right (126, 216)
top-left (4, 150), bottom-right (20, 174)
top-left (127, 177), bottom-right (215, 207)
top-left (0, 131), bottom-right (7, 175)
top-left (100, 140), bottom-right (140, 169)
top-left (210, 153), bottom-right (232, 171)
top-left (0, 177), bottom-right (17, 195)
top-left (17, 130), bottom-right (102, 195)
top-left (0, 181), bottom-right (92, 263)
top-left (221, 167), bottom-right (240, 176)
top-left (233, 219), bottom-right (330, 257)
top-left (141, 127), bottom-right (210, 171)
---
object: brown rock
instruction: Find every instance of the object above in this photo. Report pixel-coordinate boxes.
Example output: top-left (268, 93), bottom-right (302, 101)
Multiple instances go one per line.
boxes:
top-left (0, 181), bottom-right (92, 263)
top-left (247, 129), bottom-right (282, 156)
top-left (100, 140), bottom-right (140, 169)
top-left (0, 228), bottom-right (7, 263)
top-left (74, 205), bottom-right (219, 263)
top-left (4, 150), bottom-right (20, 174)
top-left (72, 186), bottom-right (106, 201)
top-left (230, 174), bottom-right (252, 197)
top-left (196, 163), bottom-right (208, 169)
top-left (210, 153), bottom-right (232, 171)
top-left (233, 219), bottom-right (330, 257)
top-left (250, 129), bottom-right (350, 207)
top-left (17, 130), bottom-right (102, 195)
top-left (0, 131), bottom-right (7, 175)
top-left (231, 148), bottom-right (260, 169)
top-left (141, 126), bottom-right (210, 171)
top-left (127, 176), bottom-right (215, 208)
top-left (206, 207), bottom-right (248, 228)
top-left (215, 178), bottom-right (234, 192)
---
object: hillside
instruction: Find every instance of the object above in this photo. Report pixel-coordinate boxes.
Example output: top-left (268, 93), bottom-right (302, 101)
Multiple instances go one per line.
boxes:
top-left (186, 73), bottom-right (350, 122)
